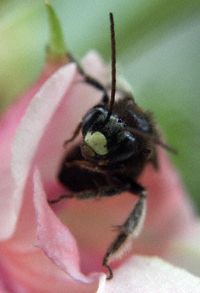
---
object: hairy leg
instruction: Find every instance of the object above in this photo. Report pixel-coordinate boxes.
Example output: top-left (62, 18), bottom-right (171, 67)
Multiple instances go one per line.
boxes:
top-left (69, 53), bottom-right (109, 104)
top-left (63, 121), bottom-right (82, 147)
top-left (48, 193), bottom-right (73, 204)
top-left (102, 181), bottom-right (147, 280)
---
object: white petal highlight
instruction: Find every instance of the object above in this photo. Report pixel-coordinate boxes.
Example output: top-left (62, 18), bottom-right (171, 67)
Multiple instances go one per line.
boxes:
top-left (10, 63), bottom-right (76, 237)
top-left (98, 256), bottom-right (200, 293)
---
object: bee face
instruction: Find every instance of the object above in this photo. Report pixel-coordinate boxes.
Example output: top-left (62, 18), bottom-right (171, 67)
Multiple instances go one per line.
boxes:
top-left (81, 105), bottom-right (140, 164)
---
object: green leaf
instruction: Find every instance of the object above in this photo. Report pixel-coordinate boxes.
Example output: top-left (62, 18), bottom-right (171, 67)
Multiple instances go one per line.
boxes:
top-left (45, 1), bottom-right (67, 61)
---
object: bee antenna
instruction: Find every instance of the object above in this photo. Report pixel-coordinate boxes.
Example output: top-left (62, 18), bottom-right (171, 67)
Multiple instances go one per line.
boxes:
top-left (106, 12), bottom-right (116, 122)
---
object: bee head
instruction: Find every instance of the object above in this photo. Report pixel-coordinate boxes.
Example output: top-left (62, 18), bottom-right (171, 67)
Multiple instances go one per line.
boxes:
top-left (81, 106), bottom-right (140, 164)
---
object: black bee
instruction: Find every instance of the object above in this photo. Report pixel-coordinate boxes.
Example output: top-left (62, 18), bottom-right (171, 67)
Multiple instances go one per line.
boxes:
top-left (49, 13), bottom-right (175, 280)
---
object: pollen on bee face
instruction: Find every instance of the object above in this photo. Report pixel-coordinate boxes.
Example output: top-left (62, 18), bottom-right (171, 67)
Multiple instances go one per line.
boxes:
top-left (84, 131), bottom-right (108, 155)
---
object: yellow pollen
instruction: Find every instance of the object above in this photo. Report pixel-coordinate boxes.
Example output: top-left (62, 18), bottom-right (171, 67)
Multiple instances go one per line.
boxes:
top-left (84, 131), bottom-right (108, 155)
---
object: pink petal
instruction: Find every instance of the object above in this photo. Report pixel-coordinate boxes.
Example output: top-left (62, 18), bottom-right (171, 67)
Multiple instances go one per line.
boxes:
top-left (1, 50), bottom-right (198, 290)
top-left (33, 169), bottom-right (98, 284)
top-left (0, 249), bottom-right (99, 293)
top-left (0, 61), bottom-right (67, 241)
top-left (134, 149), bottom-right (196, 255)
top-left (0, 168), bottom-right (16, 240)
top-left (7, 64), bottom-right (76, 240)
top-left (166, 222), bottom-right (200, 277)
top-left (81, 50), bottom-right (108, 84)
top-left (97, 256), bottom-right (200, 293)
top-left (12, 63), bottom-right (76, 189)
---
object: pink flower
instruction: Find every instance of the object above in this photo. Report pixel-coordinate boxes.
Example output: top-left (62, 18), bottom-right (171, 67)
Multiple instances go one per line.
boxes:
top-left (0, 52), bottom-right (200, 292)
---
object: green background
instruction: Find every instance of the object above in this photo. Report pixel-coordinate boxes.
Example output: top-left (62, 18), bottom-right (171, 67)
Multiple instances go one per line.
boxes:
top-left (0, 0), bottom-right (200, 210)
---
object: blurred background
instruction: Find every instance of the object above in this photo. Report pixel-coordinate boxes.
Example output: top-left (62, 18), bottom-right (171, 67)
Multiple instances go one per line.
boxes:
top-left (0, 0), bottom-right (200, 210)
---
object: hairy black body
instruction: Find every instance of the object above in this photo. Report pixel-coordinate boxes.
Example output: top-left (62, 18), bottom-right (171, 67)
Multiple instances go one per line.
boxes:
top-left (49, 13), bottom-right (174, 280)
top-left (51, 91), bottom-right (160, 279)
top-left (59, 97), bottom-right (158, 196)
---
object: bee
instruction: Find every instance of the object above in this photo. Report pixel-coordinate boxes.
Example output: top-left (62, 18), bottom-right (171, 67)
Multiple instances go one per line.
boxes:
top-left (49, 13), bottom-right (176, 280)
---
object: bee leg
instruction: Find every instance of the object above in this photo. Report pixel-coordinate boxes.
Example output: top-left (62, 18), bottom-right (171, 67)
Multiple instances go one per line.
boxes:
top-left (102, 182), bottom-right (147, 280)
top-left (63, 121), bottom-right (82, 147)
top-left (48, 193), bottom-right (74, 204)
top-left (83, 76), bottom-right (109, 104)
top-left (64, 160), bottom-right (107, 174)
top-left (74, 183), bottom-right (131, 200)
top-left (69, 53), bottom-right (109, 104)
top-left (48, 182), bottom-right (127, 204)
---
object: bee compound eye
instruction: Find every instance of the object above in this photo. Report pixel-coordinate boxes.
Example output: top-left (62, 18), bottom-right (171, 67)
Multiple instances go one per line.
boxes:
top-left (82, 107), bottom-right (106, 135)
